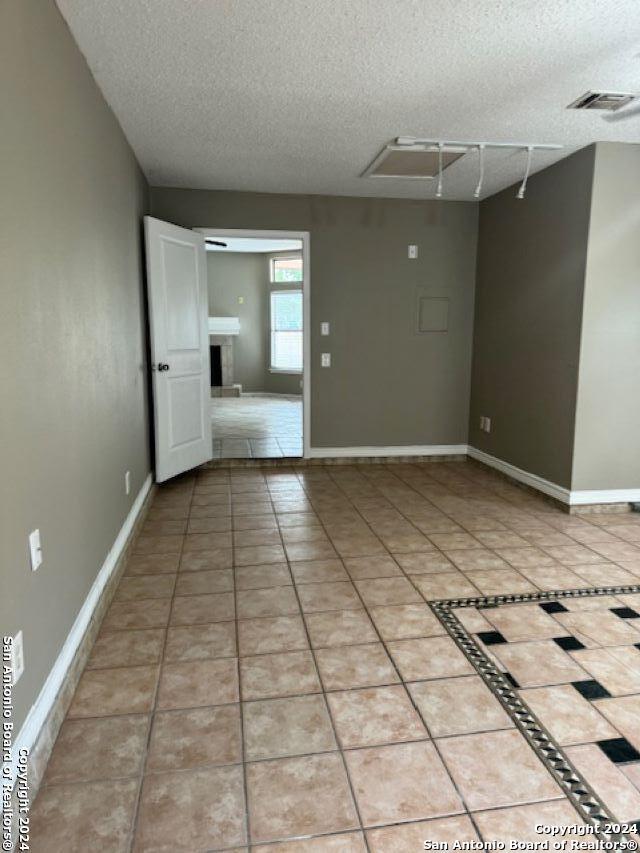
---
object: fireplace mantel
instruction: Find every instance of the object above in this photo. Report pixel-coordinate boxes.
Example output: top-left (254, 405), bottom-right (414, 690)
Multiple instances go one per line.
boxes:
top-left (208, 316), bottom-right (240, 336)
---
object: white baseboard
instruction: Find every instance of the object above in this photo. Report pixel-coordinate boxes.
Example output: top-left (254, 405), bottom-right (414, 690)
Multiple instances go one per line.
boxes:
top-left (307, 444), bottom-right (469, 459)
top-left (467, 446), bottom-right (571, 503)
top-left (468, 447), bottom-right (640, 507)
top-left (569, 488), bottom-right (640, 505)
top-left (3, 473), bottom-right (153, 795)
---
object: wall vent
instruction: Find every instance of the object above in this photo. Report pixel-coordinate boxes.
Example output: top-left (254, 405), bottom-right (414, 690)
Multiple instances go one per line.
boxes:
top-left (568, 91), bottom-right (636, 112)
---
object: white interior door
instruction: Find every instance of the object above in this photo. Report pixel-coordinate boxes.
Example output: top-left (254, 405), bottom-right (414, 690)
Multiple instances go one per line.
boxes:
top-left (144, 216), bottom-right (211, 482)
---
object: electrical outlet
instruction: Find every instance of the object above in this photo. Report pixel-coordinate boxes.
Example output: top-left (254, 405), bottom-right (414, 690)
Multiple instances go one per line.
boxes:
top-left (9, 631), bottom-right (24, 686)
top-left (321, 353), bottom-right (331, 368)
top-left (29, 529), bottom-right (42, 572)
top-left (125, 470), bottom-right (131, 496)
top-left (485, 417), bottom-right (491, 433)
top-left (320, 322), bottom-right (330, 336)
top-left (408, 244), bottom-right (418, 259)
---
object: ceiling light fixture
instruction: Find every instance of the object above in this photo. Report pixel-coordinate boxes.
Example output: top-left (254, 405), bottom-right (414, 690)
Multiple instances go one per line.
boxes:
top-left (516, 146), bottom-right (534, 200)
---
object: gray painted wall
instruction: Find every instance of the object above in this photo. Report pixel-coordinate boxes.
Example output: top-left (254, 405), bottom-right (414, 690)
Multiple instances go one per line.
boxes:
top-left (1, 0), bottom-right (150, 733)
top-left (468, 147), bottom-right (596, 489)
top-left (151, 190), bottom-right (478, 447)
top-left (207, 252), bottom-right (267, 392)
top-left (206, 251), bottom-right (302, 395)
top-left (572, 143), bottom-right (640, 491)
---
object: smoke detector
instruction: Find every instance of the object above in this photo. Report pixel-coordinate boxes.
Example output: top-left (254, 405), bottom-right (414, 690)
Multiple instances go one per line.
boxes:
top-left (568, 91), bottom-right (636, 112)
top-left (362, 141), bottom-right (467, 179)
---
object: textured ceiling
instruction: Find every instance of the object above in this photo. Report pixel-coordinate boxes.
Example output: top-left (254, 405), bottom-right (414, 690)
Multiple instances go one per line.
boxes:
top-left (57, 0), bottom-right (640, 200)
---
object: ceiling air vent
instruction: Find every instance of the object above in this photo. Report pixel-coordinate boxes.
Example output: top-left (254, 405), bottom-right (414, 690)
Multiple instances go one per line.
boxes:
top-left (568, 91), bottom-right (636, 111)
top-left (362, 142), bottom-right (467, 179)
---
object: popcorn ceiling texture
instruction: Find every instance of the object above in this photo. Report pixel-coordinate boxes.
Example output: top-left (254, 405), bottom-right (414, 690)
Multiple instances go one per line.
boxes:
top-left (57, 0), bottom-right (640, 200)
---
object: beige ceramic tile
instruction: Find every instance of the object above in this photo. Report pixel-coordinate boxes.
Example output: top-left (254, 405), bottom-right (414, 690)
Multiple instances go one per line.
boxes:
top-left (519, 685), bottom-right (617, 745)
top-left (147, 704), bottom-right (242, 770)
top-left (366, 815), bottom-right (479, 852)
top-left (157, 658), bottom-right (239, 709)
top-left (297, 581), bottom-right (362, 613)
top-left (87, 628), bottom-right (165, 669)
top-left (30, 779), bottom-right (138, 853)
top-left (315, 642), bottom-right (399, 690)
top-left (164, 622), bottom-right (236, 662)
top-left (566, 743), bottom-right (640, 822)
top-left (387, 636), bottom-right (474, 681)
top-left (491, 640), bottom-right (587, 687)
top-left (411, 572), bottom-right (481, 600)
top-left (68, 665), bottom-right (158, 717)
top-left (355, 577), bottom-right (423, 606)
top-left (369, 603), bottom-right (446, 640)
top-left (236, 586), bottom-right (300, 619)
top-left (408, 676), bottom-right (513, 737)
top-left (174, 569), bottom-right (233, 595)
top-left (305, 609), bottom-right (378, 647)
top-left (594, 695), bottom-right (640, 750)
top-left (345, 740), bottom-right (463, 827)
top-left (247, 753), bottom-right (359, 843)
top-left (43, 715), bottom-right (148, 784)
top-left (134, 765), bottom-right (246, 851)
top-left (474, 800), bottom-right (587, 841)
top-left (237, 615), bottom-right (309, 656)
top-left (438, 729), bottom-right (561, 811)
top-left (170, 592), bottom-right (235, 625)
top-left (327, 685), bottom-right (427, 748)
top-left (240, 650), bottom-right (321, 700)
top-left (243, 694), bottom-right (337, 760)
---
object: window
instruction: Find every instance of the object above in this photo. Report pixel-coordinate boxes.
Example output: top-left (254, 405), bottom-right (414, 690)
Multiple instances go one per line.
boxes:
top-left (270, 290), bottom-right (303, 372)
top-left (271, 256), bottom-right (303, 283)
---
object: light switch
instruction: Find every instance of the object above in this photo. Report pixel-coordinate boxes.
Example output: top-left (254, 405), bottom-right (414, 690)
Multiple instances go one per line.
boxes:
top-left (321, 322), bottom-right (330, 336)
top-left (29, 529), bottom-right (43, 572)
top-left (408, 244), bottom-right (418, 259)
top-left (321, 353), bottom-right (331, 368)
top-left (238, 296), bottom-right (244, 304)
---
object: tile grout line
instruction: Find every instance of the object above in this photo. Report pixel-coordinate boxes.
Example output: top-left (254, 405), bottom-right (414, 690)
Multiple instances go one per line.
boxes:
top-left (127, 475), bottom-right (195, 853)
top-left (264, 480), bottom-right (372, 852)
top-left (307, 467), bottom-right (491, 841)
top-left (229, 484), bottom-right (253, 850)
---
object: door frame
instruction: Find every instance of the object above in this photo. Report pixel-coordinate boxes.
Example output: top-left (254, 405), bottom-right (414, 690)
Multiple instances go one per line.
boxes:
top-left (194, 227), bottom-right (311, 459)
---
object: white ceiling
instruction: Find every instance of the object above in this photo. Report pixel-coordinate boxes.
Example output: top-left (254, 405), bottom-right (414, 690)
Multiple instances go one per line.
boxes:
top-left (204, 237), bottom-right (302, 253)
top-left (57, 0), bottom-right (640, 201)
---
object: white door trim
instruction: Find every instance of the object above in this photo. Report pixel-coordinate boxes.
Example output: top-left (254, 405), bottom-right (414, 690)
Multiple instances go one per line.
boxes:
top-left (195, 228), bottom-right (311, 458)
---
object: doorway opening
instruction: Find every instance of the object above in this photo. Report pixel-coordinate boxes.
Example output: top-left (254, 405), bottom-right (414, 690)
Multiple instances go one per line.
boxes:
top-left (196, 229), bottom-right (310, 460)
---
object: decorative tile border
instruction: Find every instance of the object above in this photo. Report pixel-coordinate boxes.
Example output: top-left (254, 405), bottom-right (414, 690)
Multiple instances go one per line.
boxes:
top-left (430, 584), bottom-right (640, 845)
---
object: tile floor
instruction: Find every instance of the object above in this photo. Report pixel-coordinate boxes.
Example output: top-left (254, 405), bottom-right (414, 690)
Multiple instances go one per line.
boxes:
top-left (211, 395), bottom-right (302, 459)
top-left (29, 460), bottom-right (640, 851)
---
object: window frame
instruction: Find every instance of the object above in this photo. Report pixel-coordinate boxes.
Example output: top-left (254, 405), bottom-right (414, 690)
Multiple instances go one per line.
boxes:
top-left (270, 255), bottom-right (303, 284)
top-left (269, 288), bottom-right (303, 374)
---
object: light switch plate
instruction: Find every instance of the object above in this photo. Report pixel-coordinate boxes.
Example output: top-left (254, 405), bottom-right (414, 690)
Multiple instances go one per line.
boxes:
top-left (29, 529), bottom-right (42, 572)
top-left (321, 353), bottom-right (331, 368)
top-left (125, 470), bottom-right (131, 495)
top-left (321, 322), bottom-right (330, 336)
top-left (10, 631), bottom-right (24, 686)
top-left (408, 244), bottom-right (418, 259)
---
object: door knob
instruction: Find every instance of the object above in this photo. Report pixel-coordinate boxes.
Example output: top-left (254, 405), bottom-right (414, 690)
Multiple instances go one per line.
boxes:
top-left (157, 363), bottom-right (170, 372)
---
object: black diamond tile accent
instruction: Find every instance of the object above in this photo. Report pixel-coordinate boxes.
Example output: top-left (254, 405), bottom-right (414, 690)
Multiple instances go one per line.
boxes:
top-left (597, 737), bottom-right (640, 764)
top-left (503, 671), bottom-right (520, 689)
top-left (611, 606), bottom-right (640, 620)
top-left (554, 636), bottom-right (586, 651)
top-left (540, 601), bottom-right (568, 614)
top-left (477, 630), bottom-right (507, 646)
top-left (572, 680), bottom-right (612, 700)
